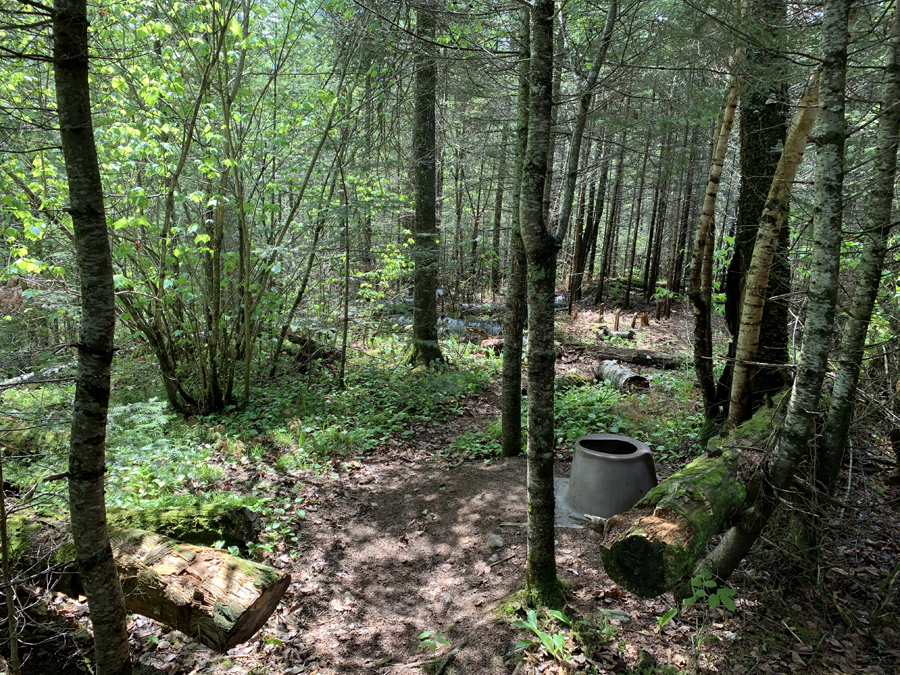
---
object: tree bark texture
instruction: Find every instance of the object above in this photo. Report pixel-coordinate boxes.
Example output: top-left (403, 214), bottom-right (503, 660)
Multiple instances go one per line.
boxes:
top-left (491, 130), bottom-right (508, 295)
top-left (720, 0), bottom-right (791, 417)
top-left (408, 1), bottom-right (443, 367)
top-left (520, 0), bottom-right (564, 608)
top-left (818, 4), bottom-right (900, 494)
top-left (728, 76), bottom-right (820, 428)
top-left (706, 0), bottom-right (850, 578)
top-left (53, 0), bottom-right (132, 671)
top-left (501, 11), bottom-right (530, 459)
top-left (690, 63), bottom-right (741, 419)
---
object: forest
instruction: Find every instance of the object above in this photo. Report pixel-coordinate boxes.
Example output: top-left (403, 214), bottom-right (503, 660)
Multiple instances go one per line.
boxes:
top-left (0, 0), bottom-right (899, 672)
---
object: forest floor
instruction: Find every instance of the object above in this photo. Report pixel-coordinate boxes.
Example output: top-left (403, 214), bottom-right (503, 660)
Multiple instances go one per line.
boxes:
top-left (13, 303), bottom-right (900, 675)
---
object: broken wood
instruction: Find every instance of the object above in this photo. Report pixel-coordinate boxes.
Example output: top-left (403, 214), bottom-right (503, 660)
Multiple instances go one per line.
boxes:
top-left (591, 347), bottom-right (687, 371)
top-left (112, 529), bottom-right (289, 651)
top-left (595, 360), bottom-right (649, 390)
top-left (613, 308), bottom-right (621, 331)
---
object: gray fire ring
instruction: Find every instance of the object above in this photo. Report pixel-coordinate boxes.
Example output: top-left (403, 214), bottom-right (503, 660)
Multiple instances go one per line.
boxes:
top-left (563, 433), bottom-right (658, 520)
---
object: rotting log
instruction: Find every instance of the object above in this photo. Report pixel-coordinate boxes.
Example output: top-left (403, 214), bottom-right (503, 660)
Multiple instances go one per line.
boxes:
top-left (112, 529), bottom-right (289, 652)
top-left (481, 338), bottom-right (504, 355)
top-left (11, 520), bottom-right (287, 652)
top-left (596, 404), bottom-right (777, 597)
top-left (595, 360), bottom-right (649, 391)
top-left (598, 450), bottom-right (747, 597)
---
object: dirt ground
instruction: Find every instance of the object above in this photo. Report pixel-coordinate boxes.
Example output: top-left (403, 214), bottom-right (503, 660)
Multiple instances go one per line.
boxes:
top-left (15, 306), bottom-right (900, 674)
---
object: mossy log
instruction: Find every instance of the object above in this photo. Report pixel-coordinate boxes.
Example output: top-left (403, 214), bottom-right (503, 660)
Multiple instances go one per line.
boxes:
top-left (106, 502), bottom-right (260, 549)
top-left (598, 450), bottom-right (747, 597)
top-left (597, 405), bottom-right (777, 598)
top-left (10, 518), bottom-right (286, 651)
top-left (595, 360), bottom-right (649, 390)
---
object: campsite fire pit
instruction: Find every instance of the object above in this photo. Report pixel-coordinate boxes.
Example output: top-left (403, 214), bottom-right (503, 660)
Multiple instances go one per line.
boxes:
top-left (563, 434), bottom-right (657, 519)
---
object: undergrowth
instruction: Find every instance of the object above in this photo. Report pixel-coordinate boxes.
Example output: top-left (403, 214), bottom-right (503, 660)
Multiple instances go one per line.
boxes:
top-left (449, 369), bottom-right (702, 462)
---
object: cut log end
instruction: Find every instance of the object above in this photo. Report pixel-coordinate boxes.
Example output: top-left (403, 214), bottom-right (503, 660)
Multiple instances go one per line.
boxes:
top-left (600, 535), bottom-right (669, 599)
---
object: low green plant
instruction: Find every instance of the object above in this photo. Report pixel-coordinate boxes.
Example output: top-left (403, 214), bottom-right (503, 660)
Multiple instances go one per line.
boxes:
top-left (658, 571), bottom-right (737, 629)
top-left (513, 609), bottom-right (571, 662)
top-left (512, 608), bottom-right (614, 667)
top-left (418, 630), bottom-right (449, 653)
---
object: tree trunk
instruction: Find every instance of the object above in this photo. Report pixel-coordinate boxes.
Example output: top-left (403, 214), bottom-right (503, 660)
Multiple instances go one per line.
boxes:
top-left (728, 76), bottom-right (820, 428)
top-left (721, 0), bottom-right (791, 415)
top-left (576, 138), bottom-right (609, 300)
top-left (690, 60), bottom-right (741, 424)
top-left (554, 0), bottom-right (617, 248)
top-left (519, 0), bottom-right (564, 608)
top-left (408, 1), bottom-right (443, 367)
top-left (706, 0), bottom-right (849, 578)
top-left (501, 11), bottom-right (531, 459)
top-left (52, 0), bottom-right (132, 671)
top-left (624, 128), bottom-right (652, 307)
top-left (671, 127), bottom-right (700, 297)
top-left (491, 130), bottom-right (508, 296)
top-left (595, 132), bottom-right (626, 304)
top-left (818, 4), bottom-right (900, 494)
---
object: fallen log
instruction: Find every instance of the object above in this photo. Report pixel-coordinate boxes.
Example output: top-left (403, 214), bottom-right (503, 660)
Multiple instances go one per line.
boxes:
top-left (112, 529), bottom-right (289, 652)
top-left (596, 404), bottom-right (775, 598)
top-left (106, 502), bottom-right (260, 549)
top-left (595, 360), bottom-right (649, 391)
top-left (600, 327), bottom-right (635, 341)
top-left (592, 347), bottom-right (687, 371)
top-left (11, 519), bottom-right (287, 651)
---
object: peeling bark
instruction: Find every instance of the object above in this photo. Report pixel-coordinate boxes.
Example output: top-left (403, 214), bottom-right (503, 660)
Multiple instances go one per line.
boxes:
top-left (728, 76), bottom-right (820, 428)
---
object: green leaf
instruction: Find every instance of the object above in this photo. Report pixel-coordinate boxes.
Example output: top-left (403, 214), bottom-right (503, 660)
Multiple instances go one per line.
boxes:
top-left (514, 639), bottom-right (535, 650)
top-left (658, 608), bottom-right (677, 628)
top-left (547, 609), bottom-right (571, 626)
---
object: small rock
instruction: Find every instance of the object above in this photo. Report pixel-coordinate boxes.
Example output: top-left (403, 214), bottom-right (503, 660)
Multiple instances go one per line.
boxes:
top-left (343, 591), bottom-right (356, 604)
top-left (489, 554), bottom-right (499, 563)
top-left (487, 534), bottom-right (504, 549)
top-left (441, 591), bottom-right (453, 603)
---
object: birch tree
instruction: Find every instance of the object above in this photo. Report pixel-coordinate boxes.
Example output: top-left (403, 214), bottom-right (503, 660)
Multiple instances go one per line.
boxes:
top-left (727, 76), bottom-right (820, 428)
top-left (706, 0), bottom-right (851, 578)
